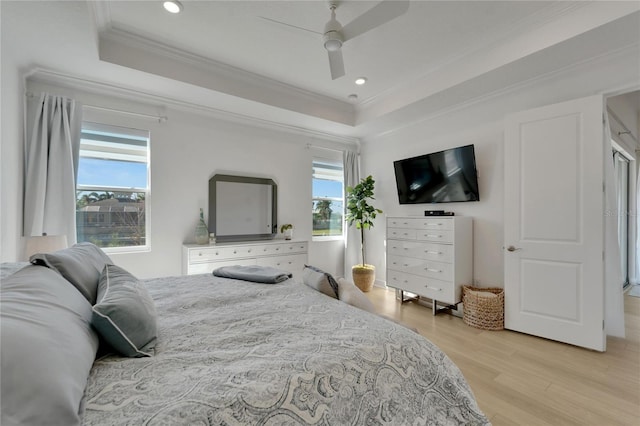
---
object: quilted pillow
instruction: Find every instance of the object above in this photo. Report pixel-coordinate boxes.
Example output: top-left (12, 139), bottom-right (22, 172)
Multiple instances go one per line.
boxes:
top-left (0, 265), bottom-right (99, 426)
top-left (302, 265), bottom-right (339, 299)
top-left (30, 242), bottom-right (113, 304)
top-left (92, 264), bottom-right (158, 357)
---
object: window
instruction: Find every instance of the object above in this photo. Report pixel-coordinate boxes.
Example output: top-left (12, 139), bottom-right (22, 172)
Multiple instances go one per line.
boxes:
top-left (613, 148), bottom-right (630, 287)
top-left (312, 159), bottom-right (344, 238)
top-left (76, 122), bottom-right (150, 251)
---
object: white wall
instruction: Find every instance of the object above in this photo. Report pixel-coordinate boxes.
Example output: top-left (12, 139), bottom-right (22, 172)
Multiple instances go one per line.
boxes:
top-left (362, 120), bottom-right (504, 288)
top-left (0, 14), bottom-right (24, 262)
top-left (360, 50), bottom-right (640, 289)
top-left (7, 80), bottom-right (351, 279)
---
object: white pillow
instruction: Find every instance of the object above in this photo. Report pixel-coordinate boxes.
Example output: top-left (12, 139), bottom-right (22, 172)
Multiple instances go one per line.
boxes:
top-left (337, 278), bottom-right (377, 313)
top-left (302, 265), bottom-right (339, 299)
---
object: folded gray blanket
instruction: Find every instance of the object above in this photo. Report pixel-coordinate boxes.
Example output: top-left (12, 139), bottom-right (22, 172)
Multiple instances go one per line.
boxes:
top-left (212, 265), bottom-right (292, 284)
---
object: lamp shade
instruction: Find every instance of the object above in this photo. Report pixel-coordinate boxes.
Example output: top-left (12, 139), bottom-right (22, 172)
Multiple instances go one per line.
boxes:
top-left (24, 235), bottom-right (68, 260)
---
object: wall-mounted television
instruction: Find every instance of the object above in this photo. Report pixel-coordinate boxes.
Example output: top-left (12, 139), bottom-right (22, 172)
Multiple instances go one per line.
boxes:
top-left (393, 144), bottom-right (480, 204)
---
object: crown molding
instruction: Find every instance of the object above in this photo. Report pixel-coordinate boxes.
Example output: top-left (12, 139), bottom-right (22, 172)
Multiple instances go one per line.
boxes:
top-left (24, 67), bottom-right (360, 147)
top-left (357, 1), bottom-right (639, 120)
top-left (361, 41), bottom-right (640, 140)
top-left (87, 0), bottom-right (111, 34)
top-left (98, 27), bottom-right (355, 126)
top-left (357, 2), bottom-right (585, 109)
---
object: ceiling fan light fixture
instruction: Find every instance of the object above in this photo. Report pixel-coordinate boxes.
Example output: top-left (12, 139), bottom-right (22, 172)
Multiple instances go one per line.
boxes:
top-left (323, 31), bottom-right (343, 52)
top-left (163, 0), bottom-right (183, 14)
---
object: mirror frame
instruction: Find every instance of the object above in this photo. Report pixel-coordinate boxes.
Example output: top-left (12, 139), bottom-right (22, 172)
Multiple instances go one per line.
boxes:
top-left (208, 174), bottom-right (277, 242)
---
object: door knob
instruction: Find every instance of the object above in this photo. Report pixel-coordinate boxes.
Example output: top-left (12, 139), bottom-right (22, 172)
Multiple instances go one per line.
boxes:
top-left (506, 245), bottom-right (521, 252)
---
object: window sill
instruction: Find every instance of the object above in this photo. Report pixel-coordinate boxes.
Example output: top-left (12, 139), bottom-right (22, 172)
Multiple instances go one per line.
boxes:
top-left (312, 236), bottom-right (344, 242)
top-left (102, 245), bottom-right (150, 255)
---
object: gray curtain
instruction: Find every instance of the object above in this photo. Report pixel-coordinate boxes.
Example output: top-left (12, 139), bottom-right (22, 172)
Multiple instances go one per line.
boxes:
top-left (343, 150), bottom-right (360, 278)
top-left (24, 93), bottom-right (82, 245)
top-left (603, 112), bottom-right (625, 338)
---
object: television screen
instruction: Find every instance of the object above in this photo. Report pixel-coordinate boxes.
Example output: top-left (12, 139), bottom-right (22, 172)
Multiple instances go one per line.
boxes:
top-left (394, 144), bottom-right (480, 204)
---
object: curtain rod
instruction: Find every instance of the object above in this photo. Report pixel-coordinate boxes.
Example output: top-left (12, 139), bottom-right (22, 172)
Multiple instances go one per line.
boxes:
top-left (607, 106), bottom-right (638, 143)
top-left (306, 143), bottom-right (358, 154)
top-left (25, 92), bottom-right (167, 123)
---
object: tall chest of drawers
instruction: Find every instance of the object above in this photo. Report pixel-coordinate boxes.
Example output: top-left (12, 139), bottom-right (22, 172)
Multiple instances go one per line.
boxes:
top-left (386, 216), bottom-right (472, 314)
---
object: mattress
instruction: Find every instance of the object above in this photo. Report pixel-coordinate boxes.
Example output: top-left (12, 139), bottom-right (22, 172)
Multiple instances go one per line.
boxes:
top-left (82, 272), bottom-right (489, 425)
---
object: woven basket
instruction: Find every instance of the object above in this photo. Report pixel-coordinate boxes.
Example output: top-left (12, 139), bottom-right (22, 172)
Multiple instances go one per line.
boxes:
top-left (462, 286), bottom-right (504, 330)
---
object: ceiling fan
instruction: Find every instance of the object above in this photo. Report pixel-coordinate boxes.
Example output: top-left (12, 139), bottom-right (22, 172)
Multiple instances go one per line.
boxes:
top-left (263, 1), bottom-right (409, 80)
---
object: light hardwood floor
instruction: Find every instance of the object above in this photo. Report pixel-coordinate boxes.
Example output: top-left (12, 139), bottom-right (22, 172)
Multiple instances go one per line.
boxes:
top-left (365, 287), bottom-right (640, 426)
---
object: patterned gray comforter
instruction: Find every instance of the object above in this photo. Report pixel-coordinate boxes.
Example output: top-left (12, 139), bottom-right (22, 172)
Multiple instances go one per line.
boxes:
top-left (82, 273), bottom-right (489, 425)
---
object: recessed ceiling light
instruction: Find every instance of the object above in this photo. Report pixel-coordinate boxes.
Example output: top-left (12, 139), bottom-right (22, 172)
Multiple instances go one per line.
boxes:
top-left (355, 77), bottom-right (367, 85)
top-left (163, 0), bottom-right (183, 14)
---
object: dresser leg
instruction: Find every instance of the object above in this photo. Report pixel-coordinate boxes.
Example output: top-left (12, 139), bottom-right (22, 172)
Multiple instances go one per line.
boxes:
top-left (432, 300), bottom-right (460, 316)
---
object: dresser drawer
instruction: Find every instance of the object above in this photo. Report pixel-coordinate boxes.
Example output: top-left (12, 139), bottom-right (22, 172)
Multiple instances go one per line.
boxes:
top-left (415, 218), bottom-right (454, 231)
top-left (189, 245), bottom-right (258, 262)
top-left (387, 227), bottom-right (417, 240)
top-left (387, 255), bottom-right (453, 281)
top-left (387, 241), bottom-right (454, 263)
top-left (388, 217), bottom-right (454, 231)
top-left (416, 229), bottom-right (453, 243)
top-left (387, 218), bottom-right (418, 228)
top-left (188, 258), bottom-right (256, 274)
top-left (256, 253), bottom-right (306, 274)
top-left (387, 270), bottom-right (455, 303)
top-left (282, 241), bottom-right (308, 254)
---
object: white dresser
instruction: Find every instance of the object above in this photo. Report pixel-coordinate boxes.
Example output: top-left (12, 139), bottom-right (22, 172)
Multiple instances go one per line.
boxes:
top-left (386, 216), bottom-right (472, 315)
top-left (182, 240), bottom-right (308, 279)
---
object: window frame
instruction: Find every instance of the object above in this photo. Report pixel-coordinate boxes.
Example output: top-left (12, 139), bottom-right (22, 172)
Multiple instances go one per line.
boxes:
top-left (76, 122), bottom-right (151, 254)
top-left (312, 158), bottom-right (344, 242)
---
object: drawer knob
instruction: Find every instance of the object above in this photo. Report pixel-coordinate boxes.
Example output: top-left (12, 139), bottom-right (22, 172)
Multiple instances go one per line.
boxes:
top-left (248, 249), bottom-right (252, 253)
top-left (276, 247), bottom-right (280, 251)
top-left (198, 252), bottom-right (202, 256)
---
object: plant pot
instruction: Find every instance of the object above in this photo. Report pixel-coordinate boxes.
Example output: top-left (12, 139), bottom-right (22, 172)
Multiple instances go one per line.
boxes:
top-left (352, 264), bottom-right (375, 292)
top-left (284, 229), bottom-right (293, 240)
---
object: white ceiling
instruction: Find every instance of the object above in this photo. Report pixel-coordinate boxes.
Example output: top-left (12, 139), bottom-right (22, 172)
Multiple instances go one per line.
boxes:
top-left (7, 1), bottom-right (640, 139)
top-left (104, 0), bottom-right (552, 102)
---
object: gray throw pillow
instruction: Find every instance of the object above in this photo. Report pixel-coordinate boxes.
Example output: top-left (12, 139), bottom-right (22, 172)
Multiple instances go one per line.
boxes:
top-left (1, 265), bottom-right (99, 426)
top-left (92, 264), bottom-right (158, 357)
top-left (30, 242), bottom-right (113, 304)
top-left (302, 265), bottom-right (339, 299)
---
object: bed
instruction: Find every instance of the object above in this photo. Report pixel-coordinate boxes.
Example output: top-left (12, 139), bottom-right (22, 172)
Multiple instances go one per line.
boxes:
top-left (1, 244), bottom-right (489, 426)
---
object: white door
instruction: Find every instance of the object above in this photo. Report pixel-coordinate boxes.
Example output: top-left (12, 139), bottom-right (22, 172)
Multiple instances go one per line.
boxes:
top-left (504, 95), bottom-right (605, 351)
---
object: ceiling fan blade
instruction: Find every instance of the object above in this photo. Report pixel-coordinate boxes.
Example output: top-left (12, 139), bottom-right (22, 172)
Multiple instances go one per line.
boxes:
top-left (258, 16), bottom-right (322, 35)
top-left (341, 0), bottom-right (409, 42)
top-left (328, 50), bottom-right (345, 80)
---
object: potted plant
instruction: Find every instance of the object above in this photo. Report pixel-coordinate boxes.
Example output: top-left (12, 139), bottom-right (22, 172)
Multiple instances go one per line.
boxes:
top-left (345, 175), bottom-right (383, 292)
top-left (280, 224), bottom-right (293, 240)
